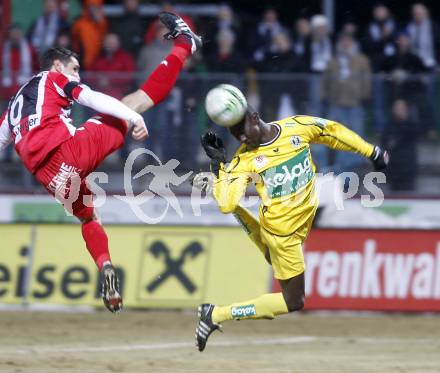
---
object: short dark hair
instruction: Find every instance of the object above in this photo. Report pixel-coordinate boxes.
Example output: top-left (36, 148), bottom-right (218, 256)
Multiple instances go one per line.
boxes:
top-left (40, 47), bottom-right (79, 71)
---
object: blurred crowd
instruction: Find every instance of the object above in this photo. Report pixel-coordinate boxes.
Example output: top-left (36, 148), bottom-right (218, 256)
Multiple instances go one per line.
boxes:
top-left (1, 0), bottom-right (440, 192)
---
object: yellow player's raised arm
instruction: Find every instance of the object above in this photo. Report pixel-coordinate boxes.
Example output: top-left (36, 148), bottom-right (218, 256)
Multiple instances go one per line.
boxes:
top-left (294, 115), bottom-right (389, 170)
top-left (200, 132), bottom-right (253, 214)
top-left (213, 159), bottom-right (252, 214)
top-left (299, 116), bottom-right (374, 157)
top-left (315, 119), bottom-right (374, 157)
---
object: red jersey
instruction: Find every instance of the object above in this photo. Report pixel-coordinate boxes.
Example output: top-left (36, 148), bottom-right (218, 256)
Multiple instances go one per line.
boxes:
top-left (3, 71), bottom-right (85, 173)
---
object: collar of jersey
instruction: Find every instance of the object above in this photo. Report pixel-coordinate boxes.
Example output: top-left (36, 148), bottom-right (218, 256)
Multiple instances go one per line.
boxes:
top-left (260, 123), bottom-right (281, 147)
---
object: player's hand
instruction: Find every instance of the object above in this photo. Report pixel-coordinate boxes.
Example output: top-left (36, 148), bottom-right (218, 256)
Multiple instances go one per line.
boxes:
top-left (132, 118), bottom-right (149, 141)
top-left (201, 132), bottom-right (226, 163)
top-left (370, 145), bottom-right (389, 171)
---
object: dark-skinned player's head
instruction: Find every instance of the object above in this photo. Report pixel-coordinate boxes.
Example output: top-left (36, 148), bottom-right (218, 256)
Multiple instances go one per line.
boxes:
top-left (40, 47), bottom-right (81, 81)
top-left (229, 107), bottom-right (265, 150)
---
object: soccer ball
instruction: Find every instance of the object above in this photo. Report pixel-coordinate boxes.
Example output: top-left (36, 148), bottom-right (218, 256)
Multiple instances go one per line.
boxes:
top-left (205, 84), bottom-right (247, 127)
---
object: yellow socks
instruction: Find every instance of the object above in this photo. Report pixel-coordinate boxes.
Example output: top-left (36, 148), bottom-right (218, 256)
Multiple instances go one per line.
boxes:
top-left (212, 293), bottom-right (288, 323)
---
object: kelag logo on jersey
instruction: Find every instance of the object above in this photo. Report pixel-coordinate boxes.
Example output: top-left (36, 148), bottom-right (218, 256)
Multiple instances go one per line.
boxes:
top-left (260, 148), bottom-right (314, 198)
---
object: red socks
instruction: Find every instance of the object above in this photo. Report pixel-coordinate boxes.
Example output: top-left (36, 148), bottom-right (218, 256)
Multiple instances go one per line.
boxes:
top-left (141, 38), bottom-right (191, 105)
top-left (81, 220), bottom-right (111, 270)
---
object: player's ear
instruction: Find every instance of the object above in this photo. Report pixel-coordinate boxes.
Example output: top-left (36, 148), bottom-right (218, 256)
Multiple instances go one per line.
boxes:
top-left (52, 60), bottom-right (63, 73)
top-left (53, 59), bottom-right (64, 73)
top-left (249, 111), bottom-right (260, 126)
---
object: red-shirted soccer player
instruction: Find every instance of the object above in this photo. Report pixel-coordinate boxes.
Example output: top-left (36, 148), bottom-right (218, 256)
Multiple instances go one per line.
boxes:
top-left (0, 13), bottom-right (201, 312)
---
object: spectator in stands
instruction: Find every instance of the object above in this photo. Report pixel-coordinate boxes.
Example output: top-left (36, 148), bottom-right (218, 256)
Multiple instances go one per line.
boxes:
top-left (290, 17), bottom-right (312, 115)
top-left (137, 22), bottom-right (172, 82)
top-left (144, 2), bottom-right (195, 46)
top-left (72, 0), bottom-right (108, 69)
top-left (383, 99), bottom-right (420, 191)
top-left (407, 3), bottom-right (439, 137)
top-left (341, 21), bottom-right (361, 53)
top-left (59, 0), bottom-right (70, 20)
top-left (206, 28), bottom-right (245, 73)
top-left (383, 32), bottom-right (434, 132)
top-left (256, 32), bottom-right (301, 119)
top-left (310, 15), bottom-right (332, 74)
top-left (55, 30), bottom-right (72, 50)
top-left (28, 0), bottom-right (69, 55)
top-left (0, 25), bottom-right (38, 162)
top-left (383, 32), bottom-right (426, 74)
top-left (322, 32), bottom-right (371, 172)
top-left (204, 3), bottom-right (241, 57)
top-left (0, 25), bottom-right (38, 102)
top-left (307, 14), bottom-right (332, 118)
top-left (291, 17), bottom-right (311, 72)
top-left (407, 3), bottom-right (440, 71)
top-left (90, 33), bottom-right (135, 99)
top-left (111, 0), bottom-right (144, 57)
top-left (251, 8), bottom-right (284, 62)
top-left (364, 3), bottom-right (397, 72)
top-left (341, 21), bottom-right (358, 39)
top-left (322, 32), bottom-right (371, 129)
top-left (257, 32), bottom-right (298, 73)
top-left (364, 4), bottom-right (397, 136)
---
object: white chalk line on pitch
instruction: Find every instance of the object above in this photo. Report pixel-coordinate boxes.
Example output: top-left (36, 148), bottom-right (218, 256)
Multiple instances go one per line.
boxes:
top-left (0, 336), bottom-right (437, 355)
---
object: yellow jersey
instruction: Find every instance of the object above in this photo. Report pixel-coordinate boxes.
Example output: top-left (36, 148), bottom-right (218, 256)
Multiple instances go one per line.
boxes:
top-left (213, 115), bottom-right (375, 236)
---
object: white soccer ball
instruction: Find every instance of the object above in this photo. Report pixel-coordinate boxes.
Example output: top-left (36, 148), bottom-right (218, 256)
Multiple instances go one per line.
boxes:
top-left (205, 84), bottom-right (247, 127)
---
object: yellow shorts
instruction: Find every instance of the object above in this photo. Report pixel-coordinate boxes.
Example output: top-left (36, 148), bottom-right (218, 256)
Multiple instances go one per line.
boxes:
top-left (260, 221), bottom-right (311, 280)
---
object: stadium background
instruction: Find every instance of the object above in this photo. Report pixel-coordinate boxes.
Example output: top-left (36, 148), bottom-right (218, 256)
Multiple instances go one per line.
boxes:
top-left (0, 1), bottom-right (440, 372)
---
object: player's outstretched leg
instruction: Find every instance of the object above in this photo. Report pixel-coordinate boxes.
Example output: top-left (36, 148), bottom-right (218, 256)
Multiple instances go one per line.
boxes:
top-left (135, 12), bottom-right (202, 108)
top-left (81, 219), bottom-right (123, 313)
top-left (195, 293), bottom-right (289, 352)
top-left (122, 11), bottom-right (203, 112)
top-left (100, 263), bottom-right (123, 313)
top-left (77, 198), bottom-right (123, 313)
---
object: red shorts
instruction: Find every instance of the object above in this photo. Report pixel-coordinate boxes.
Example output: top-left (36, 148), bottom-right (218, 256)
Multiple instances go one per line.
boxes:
top-left (35, 114), bottom-right (127, 220)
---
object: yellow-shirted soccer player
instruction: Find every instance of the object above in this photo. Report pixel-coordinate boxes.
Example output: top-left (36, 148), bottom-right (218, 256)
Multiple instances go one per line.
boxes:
top-left (195, 109), bottom-right (389, 352)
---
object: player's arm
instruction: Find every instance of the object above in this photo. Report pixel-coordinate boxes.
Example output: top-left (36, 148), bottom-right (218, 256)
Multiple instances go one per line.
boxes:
top-left (51, 72), bottom-right (148, 140)
top-left (201, 132), bottom-right (252, 214)
top-left (122, 89), bottom-right (155, 114)
top-left (213, 163), bottom-right (252, 214)
top-left (121, 12), bottom-right (201, 114)
top-left (298, 116), bottom-right (389, 170)
top-left (0, 112), bottom-right (12, 151)
top-left (75, 86), bottom-right (148, 140)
